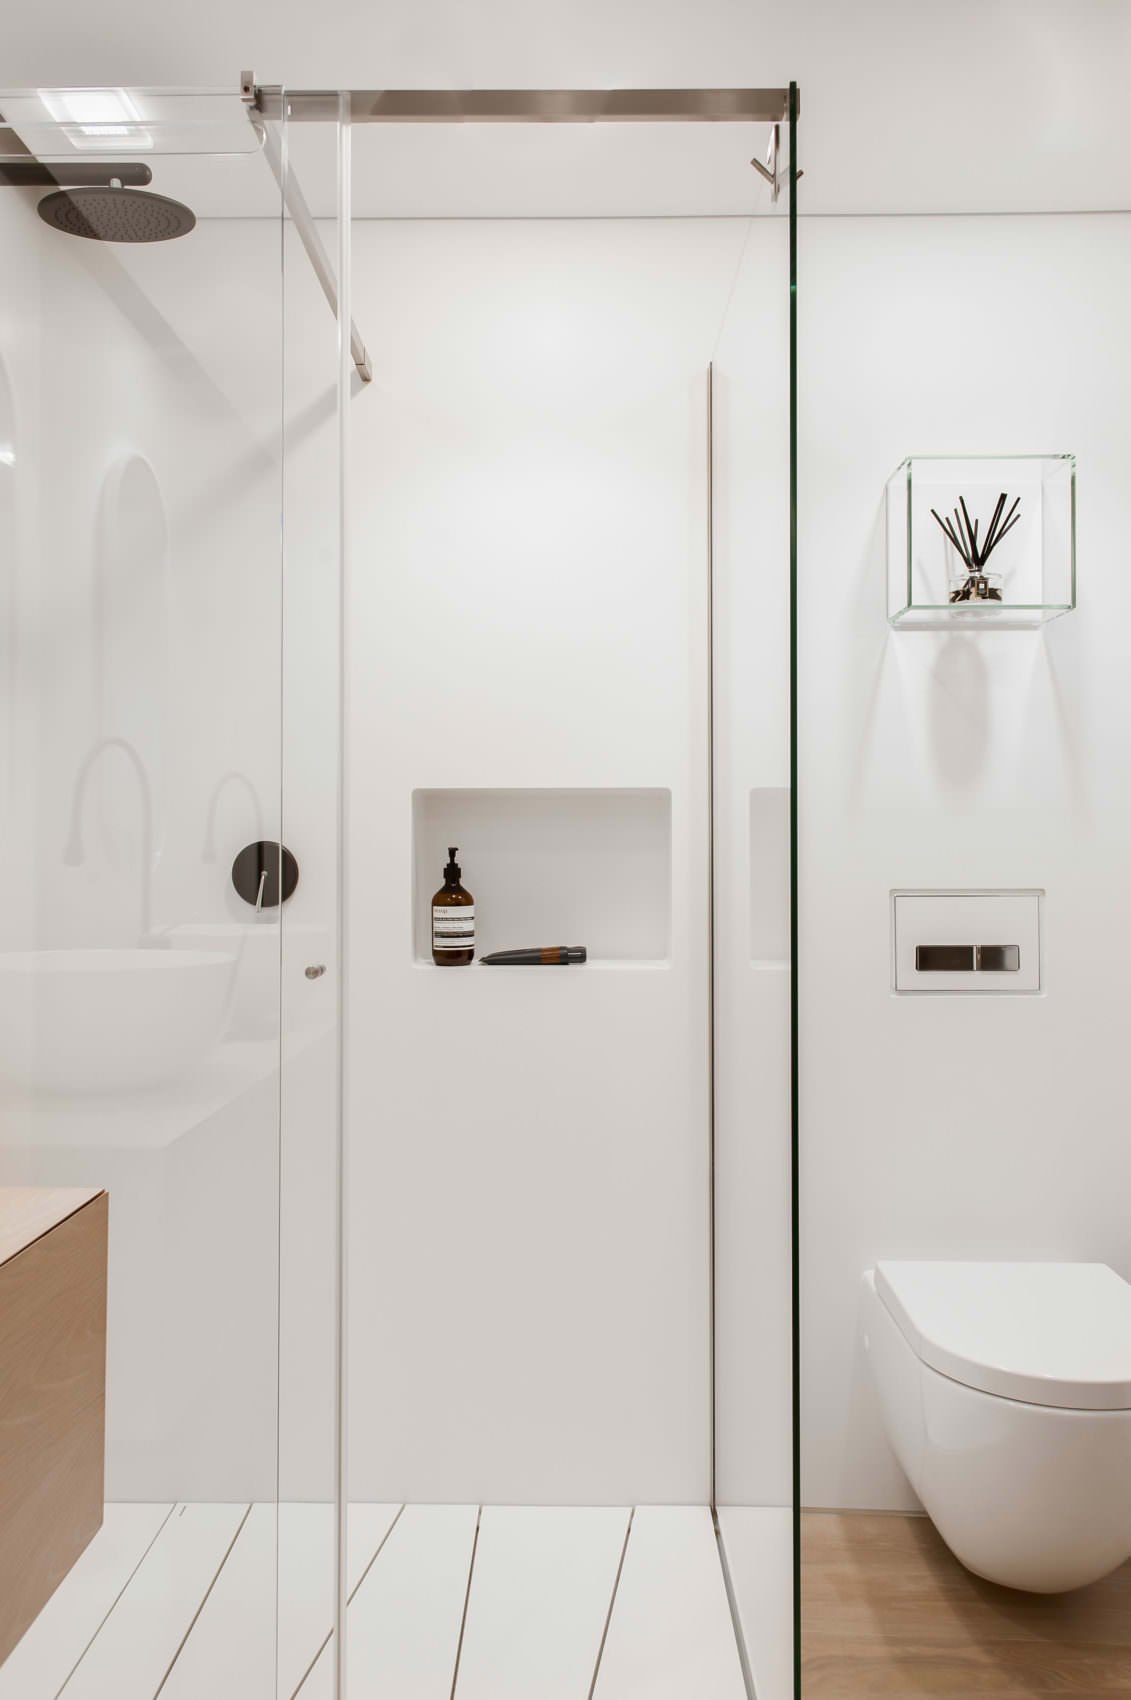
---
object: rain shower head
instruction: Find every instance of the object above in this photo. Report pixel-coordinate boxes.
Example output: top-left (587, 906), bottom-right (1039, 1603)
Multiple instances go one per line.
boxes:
top-left (36, 184), bottom-right (196, 243)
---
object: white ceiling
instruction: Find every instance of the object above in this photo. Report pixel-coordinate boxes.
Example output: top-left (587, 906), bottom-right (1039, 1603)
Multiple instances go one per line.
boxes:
top-left (3, 0), bottom-right (1131, 218)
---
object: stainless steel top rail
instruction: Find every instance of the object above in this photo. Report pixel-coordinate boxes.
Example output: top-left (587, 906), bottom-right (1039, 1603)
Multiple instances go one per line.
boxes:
top-left (253, 87), bottom-right (794, 124)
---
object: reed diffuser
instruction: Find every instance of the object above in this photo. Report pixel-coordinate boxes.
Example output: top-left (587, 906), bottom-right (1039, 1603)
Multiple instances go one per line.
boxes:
top-left (930, 492), bottom-right (1021, 604)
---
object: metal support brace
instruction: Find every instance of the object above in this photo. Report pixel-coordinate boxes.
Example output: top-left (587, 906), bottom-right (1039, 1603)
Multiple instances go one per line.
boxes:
top-left (242, 71), bottom-right (373, 385)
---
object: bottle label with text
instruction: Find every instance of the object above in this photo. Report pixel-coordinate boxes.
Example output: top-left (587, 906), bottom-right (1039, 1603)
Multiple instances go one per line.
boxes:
top-left (433, 905), bottom-right (476, 949)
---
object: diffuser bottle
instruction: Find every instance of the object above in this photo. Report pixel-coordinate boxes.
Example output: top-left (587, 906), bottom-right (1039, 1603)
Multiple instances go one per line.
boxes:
top-left (432, 847), bottom-right (475, 966)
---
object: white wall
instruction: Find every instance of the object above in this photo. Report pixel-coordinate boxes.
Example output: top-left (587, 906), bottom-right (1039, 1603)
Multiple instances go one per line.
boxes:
top-left (799, 211), bottom-right (1131, 1510)
top-left (343, 215), bottom-right (767, 1504)
top-left (5, 129), bottom-right (1123, 1533)
top-left (0, 178), bottom-right (794, 1513)
top-left (712, 225), bottom-right (793, 1509)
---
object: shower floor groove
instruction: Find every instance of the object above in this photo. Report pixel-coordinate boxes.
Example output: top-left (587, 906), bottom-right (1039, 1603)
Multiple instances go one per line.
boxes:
top-left (0, 1502), bottom-right (767, 1699)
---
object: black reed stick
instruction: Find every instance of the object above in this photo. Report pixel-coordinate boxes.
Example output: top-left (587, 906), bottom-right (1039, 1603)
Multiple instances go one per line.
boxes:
top-left (986, 494), bottom-right (1019, 555)
top-left (931, 491), bottom-right (1021, 572)
top-left (931, 509), bottom-right (972, 570)
top-left (982, 492), bottom-right (1007, 556)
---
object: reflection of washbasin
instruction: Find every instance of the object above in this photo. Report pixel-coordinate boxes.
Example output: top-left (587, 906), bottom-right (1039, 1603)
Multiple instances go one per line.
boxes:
top-left (165, 922), bottom-right (328, 1040)
top-left (0, 949), bottom-right (236, 1092)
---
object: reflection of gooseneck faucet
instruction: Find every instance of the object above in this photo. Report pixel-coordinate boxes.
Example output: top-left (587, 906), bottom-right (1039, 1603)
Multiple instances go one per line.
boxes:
top-left (202, 770), bottom-right (264, 863)
top-left (64, 737), bottom-right (154, 944)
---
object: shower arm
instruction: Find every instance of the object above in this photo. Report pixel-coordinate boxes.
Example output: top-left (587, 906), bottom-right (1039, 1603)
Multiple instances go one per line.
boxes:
top-left (0, 118), bottom-right (153, 186)
top-left (0, 146), bottom-right (153, 190)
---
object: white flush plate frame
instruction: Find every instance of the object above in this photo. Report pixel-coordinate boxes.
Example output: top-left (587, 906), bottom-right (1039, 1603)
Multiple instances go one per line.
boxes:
top-left (891, 889), bottom-right (1044, 995)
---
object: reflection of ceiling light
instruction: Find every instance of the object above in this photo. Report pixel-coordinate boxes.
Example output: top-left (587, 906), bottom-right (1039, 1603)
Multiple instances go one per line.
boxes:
top-left (37, 88), bottom-right (153, 150)
top-left (0, 449), bottom-right (14, 467)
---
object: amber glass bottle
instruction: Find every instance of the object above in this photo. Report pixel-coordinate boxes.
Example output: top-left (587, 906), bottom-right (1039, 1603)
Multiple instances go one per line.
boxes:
top-left (432, 847), bottom-right (475, 966)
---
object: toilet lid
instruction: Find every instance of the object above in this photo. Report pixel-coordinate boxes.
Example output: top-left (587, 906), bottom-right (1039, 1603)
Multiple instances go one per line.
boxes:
top-left (875, 1261), bottom-right (1131, 1410)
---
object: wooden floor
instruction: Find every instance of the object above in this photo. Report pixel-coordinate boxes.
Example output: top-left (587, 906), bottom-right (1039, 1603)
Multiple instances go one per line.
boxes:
top-left (802, 1511), bottom-right (1131, 1698)
top-left (0, 1502), bottom-right (753, 1699)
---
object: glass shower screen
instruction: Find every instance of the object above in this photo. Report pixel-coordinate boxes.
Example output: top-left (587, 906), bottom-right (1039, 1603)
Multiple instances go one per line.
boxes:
top-left (0, 85), bottom-right (347, 1697)
top-left (0, 79), bottom-right (799, 1700)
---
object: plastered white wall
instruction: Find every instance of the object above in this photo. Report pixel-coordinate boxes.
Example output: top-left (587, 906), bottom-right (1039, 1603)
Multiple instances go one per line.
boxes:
top-left (343, 216), bottom-right (759, 1504)
top-left (8, 177), bottom-right (1115, 1524)
top-left (0, 188), bottom-right (788, 1508)
top-left (798, 212), bottom-right (1131, 1510)
top-left (712, 222), bottom-right (793, 1509)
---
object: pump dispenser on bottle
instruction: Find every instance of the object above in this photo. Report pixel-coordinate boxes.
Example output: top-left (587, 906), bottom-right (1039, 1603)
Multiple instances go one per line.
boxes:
top-left (431, 847), bottom-right (475, 966)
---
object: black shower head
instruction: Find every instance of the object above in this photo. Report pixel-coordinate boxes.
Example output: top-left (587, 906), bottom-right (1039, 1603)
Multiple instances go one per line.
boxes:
top-left (36, 184), bottom-right (196, 243)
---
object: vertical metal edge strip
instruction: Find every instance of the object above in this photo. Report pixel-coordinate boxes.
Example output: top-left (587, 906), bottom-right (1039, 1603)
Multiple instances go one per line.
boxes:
top-left (274, 96), bottom-right (288, 1700)
top-left (333, 88), bottom-right (352, 1700)
top-left (788, 78), bottom-right (802, 1700)
top-left (707, 361), bottom-right (717, 1511)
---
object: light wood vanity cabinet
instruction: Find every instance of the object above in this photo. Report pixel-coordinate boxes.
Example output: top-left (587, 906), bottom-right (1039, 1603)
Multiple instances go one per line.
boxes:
top-left (0, 1187), bottom-right (108, 1665)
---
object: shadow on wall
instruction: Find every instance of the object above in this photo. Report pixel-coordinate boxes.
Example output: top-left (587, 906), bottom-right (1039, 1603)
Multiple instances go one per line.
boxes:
top-left (866, 489), bottom-right (993, 796)
top-left (1034, 621), bottom-right (1092, 819)
top-left (842, 505), bottom-right (890, 808)
top-left (924, 635), bottom-right (989, 791)
top-left (838, 1299), bottom-right (920, 1513)
top-left (94, 454), bottom-right (169, 873)
top-left (69, 238), bottom-right (267, 438)
top-left (847, 498), bottom-right (1083, 804)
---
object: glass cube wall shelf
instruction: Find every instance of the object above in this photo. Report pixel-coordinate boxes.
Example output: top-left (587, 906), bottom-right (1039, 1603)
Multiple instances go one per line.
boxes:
top-left (887, 455), bottom-right (1075, 628)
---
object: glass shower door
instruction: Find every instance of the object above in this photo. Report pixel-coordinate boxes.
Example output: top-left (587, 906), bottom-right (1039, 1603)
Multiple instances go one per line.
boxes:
top-left (0, 85), bottom-right (345, 1698)
top-left (278, 92), bottom-right (353, 1700)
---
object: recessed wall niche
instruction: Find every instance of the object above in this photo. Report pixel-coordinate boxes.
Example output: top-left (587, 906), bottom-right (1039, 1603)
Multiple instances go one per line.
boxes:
top-left (412, 788), bottom-right (672, 965)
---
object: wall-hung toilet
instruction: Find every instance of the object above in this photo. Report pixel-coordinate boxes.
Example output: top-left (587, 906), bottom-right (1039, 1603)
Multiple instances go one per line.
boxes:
top-left (863, 1261), bottom-right (1131, 1592)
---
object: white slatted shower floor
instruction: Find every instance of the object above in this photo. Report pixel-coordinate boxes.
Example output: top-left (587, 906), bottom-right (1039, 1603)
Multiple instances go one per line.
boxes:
top-left (0, 1503), bottom-right (775, 1700)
